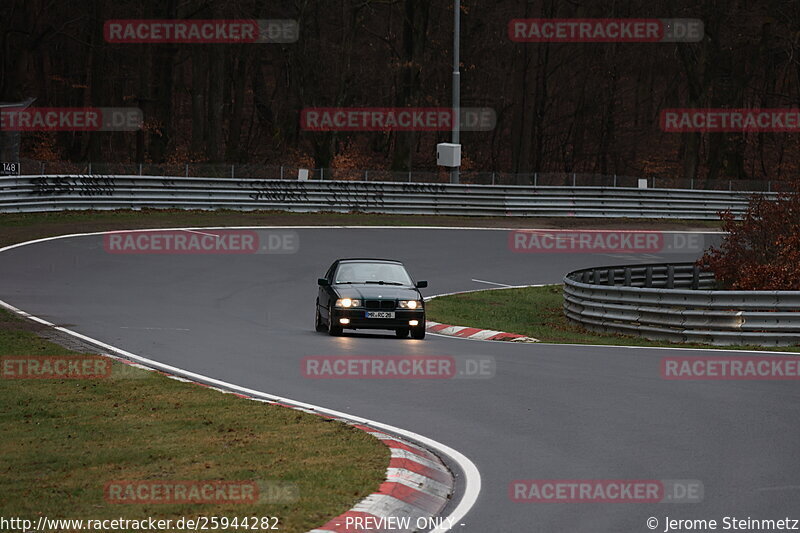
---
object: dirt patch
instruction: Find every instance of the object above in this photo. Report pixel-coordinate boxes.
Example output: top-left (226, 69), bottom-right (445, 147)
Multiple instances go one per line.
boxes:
top-left (0, 314), bottom-right (49, 335)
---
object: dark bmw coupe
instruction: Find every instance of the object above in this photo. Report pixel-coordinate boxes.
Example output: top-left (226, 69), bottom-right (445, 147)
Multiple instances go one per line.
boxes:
top-left (315, 258), bottom-right (427, 339)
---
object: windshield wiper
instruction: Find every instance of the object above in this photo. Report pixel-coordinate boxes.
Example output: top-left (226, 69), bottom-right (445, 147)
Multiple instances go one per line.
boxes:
top-left (364, 281), bottom-right (405, 286)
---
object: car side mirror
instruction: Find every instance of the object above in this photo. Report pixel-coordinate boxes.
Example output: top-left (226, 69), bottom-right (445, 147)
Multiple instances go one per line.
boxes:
top-left (318, 278), bottom-right (330, 286)
top-left (415, 280), bottom-right (428, 288)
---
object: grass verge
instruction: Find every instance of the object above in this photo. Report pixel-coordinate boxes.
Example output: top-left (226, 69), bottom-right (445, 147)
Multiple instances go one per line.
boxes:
top-left (0, 308), bottom-right (388, 532)
top-left (426, 285), bottom-right (800, 353)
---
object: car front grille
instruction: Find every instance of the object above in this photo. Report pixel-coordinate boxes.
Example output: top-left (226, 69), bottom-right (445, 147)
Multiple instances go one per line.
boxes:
top-left (365, 300), bottom-right (396, 310)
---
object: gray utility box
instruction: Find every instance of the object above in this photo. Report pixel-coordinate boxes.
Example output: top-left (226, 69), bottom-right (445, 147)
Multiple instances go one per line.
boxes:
top-left (436, 143), bottom-right (461, 167)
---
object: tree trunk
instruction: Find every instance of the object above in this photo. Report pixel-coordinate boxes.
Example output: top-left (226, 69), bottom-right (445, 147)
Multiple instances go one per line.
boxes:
top-left (190, 47), bottom-right (207, 156)
top-left (147, 0), bottom-right (177, 163)
top-left (391, 0), bottom-right (429, 171)
top-left (207, 44), bottom-right (225, 162)
top-left (226, 51), bottom-right (248, 162)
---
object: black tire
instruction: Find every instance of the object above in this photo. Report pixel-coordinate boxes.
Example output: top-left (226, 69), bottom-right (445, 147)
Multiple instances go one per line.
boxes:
top-left (327, 307), bottom-right (343, 336)
top-left (395, 328), bottom-right (410, 338)
top-left (315, 303), bottom-right (326, 332)
top-left (410, 326), bottom-right (426, 340)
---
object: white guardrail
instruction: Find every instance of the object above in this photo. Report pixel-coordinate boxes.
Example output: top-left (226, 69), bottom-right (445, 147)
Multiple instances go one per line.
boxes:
top-left (563, 263), bottom-right (800, 346)
top-left (0, 174), bottom-right (771, 218)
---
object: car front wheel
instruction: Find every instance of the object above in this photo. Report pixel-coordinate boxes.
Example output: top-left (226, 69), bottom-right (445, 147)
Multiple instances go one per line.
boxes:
top-left (327, 307), bottom-right (343, 336)
top-left (315, 302), bottom-right (326, 332)
top-left (410, 326), bottom-right (426, 339)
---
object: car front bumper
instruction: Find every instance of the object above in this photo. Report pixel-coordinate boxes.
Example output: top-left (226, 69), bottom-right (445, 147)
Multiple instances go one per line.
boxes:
top-left (330, 308), bottom-right (425, 330)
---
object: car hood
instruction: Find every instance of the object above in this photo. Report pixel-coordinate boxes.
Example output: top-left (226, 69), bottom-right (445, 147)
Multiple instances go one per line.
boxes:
top-left (332, 284), bottom-right (421, 300)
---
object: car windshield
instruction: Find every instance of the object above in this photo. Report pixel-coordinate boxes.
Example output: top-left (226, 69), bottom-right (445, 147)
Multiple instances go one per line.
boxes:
top-left (334, 262), bottom-right (413, 285)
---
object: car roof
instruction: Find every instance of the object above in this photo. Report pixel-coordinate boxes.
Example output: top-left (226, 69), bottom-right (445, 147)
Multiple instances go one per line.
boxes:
top-left (335, 258), bottom-right (403, 264)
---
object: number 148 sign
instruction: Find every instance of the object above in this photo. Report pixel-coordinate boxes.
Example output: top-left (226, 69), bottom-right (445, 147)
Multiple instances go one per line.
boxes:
top-left (1, 162), bottom-right (19, 175)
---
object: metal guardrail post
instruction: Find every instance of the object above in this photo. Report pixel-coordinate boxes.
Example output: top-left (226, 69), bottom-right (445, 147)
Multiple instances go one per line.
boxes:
top-left (645, 266), bottom-right (653, 287)
top-left (666, 265), bottom-right (675, 289)
top-left (624, 267), bottom-right (632, 286)
top-left (607, 268), bottom-right (615, 285)
top-left (692, 265), bottom-right (700, 290)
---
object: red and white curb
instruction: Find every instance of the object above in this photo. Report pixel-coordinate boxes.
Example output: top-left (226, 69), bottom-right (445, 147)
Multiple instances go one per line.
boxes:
top-left (98, 354), bottom-right (455, 533)
top-left (423, 286), bottom-right (542, 343)
top-left (426, 320), bottom-right (539, 343)
top-left (310, 425), bottom-right (453, 533)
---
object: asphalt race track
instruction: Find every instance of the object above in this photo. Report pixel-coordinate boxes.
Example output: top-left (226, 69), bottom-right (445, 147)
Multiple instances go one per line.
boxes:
top-left (1, 227), bottom-right (798, 533)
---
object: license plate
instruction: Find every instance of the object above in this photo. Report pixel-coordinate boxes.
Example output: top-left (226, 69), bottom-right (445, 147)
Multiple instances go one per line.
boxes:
top-left (366, 311), bottom-right (395, 319)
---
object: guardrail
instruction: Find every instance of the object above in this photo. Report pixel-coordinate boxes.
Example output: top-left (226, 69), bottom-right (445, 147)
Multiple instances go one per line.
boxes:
top-left (563, 263), bottom-right (800, 346)
top-left (0, 174), bottom-right (769, 218)
top-left (7, 159), bottom-right (792, 191)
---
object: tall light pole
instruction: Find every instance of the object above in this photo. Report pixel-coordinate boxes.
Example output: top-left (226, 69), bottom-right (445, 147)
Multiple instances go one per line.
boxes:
top-left (451, 0), bottom-right (460, 184)
top-left (436, 1), bottom-right (462, 183)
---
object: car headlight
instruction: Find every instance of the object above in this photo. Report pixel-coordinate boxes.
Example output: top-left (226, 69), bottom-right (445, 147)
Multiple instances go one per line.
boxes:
top-left (398, 300), bottom-right (422, 309)
top-left (335, 298), bottom-right (360, 308)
